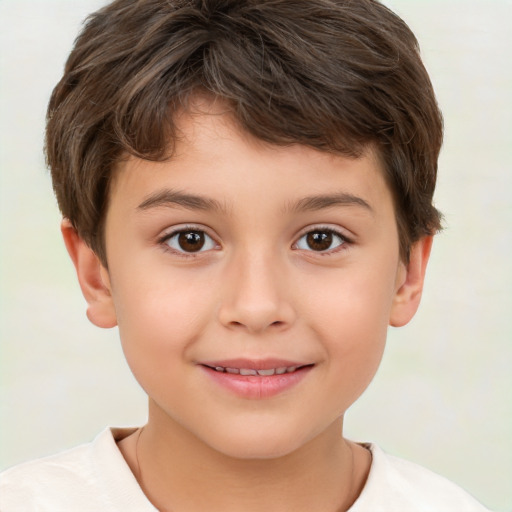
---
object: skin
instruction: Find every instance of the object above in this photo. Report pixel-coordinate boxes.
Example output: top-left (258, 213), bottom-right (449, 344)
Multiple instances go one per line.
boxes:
top-left (62, 98), bottom-right (432, 511)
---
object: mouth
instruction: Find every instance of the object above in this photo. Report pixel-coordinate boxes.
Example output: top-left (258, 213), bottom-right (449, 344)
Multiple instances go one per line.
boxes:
top-left (199, 360), bottom-right (314, 399)
top-left (203, 364), bottom-right (310, 376)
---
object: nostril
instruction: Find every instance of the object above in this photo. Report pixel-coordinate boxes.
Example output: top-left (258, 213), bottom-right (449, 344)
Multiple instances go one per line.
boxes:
top-left (227, 319), bottom-right (286, 333)
top-left (218, 300), bottom-right (296, 333)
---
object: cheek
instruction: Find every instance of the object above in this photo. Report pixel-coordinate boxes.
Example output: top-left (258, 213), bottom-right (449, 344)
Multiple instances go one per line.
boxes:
top-left (113, 265), bottom-right (212, 334)
top-left (304, 262), bottom-right (396, 337)
top-left (110, 271), bottom-right (213, 385)
top-left (302, 268), bottom-right (395, 392)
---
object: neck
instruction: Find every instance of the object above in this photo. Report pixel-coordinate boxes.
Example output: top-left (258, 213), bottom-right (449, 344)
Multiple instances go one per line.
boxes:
top-left (120, 403), bottom-right (370, 512)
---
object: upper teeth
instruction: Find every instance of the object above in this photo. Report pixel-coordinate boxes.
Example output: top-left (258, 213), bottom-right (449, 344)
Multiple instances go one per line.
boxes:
top-left (212, 366), bottom-right (298, 376)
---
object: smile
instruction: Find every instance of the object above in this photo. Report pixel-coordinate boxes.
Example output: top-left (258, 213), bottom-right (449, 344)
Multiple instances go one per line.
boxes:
top-left (200, 361), bottom-right (314, 399)
top-left (206, 365), bottom-right (303, 376)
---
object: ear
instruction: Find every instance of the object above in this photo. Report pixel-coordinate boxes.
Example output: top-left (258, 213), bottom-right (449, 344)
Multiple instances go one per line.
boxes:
top-left (389, 236), bottom-right (433, 327)
top-left (61, 219), bottom-right (117, 328)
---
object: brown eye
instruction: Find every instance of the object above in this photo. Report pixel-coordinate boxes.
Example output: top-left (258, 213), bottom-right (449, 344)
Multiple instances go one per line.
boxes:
top-left (165, 229), bottom-right (216, 253)
top-left (296, 229), bottom-right (346, 252)
top-left (178, 231), bottom-right (205, 252)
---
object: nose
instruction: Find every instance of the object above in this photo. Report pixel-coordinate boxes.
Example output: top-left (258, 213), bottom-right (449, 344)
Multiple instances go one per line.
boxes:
top-left (217, 250), bottom-right (296, 334)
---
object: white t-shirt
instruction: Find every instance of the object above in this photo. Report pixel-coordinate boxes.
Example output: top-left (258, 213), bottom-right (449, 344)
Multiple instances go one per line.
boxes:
top-left (0, 427), bottom-right (490, 511)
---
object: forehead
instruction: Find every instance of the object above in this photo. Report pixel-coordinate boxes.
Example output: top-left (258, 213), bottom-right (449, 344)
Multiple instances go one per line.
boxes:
top-left (109, 99), bottom-right (393, 218)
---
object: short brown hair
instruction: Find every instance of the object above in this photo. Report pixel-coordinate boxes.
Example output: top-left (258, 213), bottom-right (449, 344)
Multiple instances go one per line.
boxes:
top-left (46, 0), bottom-right (443, 264)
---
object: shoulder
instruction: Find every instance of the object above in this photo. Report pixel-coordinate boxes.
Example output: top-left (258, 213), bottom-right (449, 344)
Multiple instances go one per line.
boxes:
top-left (0, 437), bottom-right (99, 510)
top-left (350, 444), bottom-right (492, 512)
top-left (0, 427), bottom-right (154, 512)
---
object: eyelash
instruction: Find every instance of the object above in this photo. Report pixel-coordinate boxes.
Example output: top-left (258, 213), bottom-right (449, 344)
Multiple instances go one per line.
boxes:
top-left (158, 225), bottom-right (352, 258)
top-left (158, 225), bottom-right (219, 258)
top-left (293, 226), bottom-right (351, 255)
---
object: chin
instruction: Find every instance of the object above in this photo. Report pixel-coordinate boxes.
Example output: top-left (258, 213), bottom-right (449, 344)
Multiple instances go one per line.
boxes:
top-left (201, 423), bottom-right (315, 461)
top-left (214, 440), bottom-right (301, 461)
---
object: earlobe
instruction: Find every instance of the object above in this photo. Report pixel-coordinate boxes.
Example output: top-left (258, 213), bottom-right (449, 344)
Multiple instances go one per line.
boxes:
top-left (61, 219), bottom-right (117, 328)
top-left (389, 236), bottom-right (433, 328)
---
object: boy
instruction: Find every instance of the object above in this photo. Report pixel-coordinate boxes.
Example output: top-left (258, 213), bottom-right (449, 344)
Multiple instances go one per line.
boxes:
top-left (0, 0), bottom-right (492, 510)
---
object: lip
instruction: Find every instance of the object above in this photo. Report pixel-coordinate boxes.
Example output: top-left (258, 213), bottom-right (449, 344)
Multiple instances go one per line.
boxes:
top-left (199, 359), bottom-right (314, 399)
top-left (201, 358), bottom-right (306, 371)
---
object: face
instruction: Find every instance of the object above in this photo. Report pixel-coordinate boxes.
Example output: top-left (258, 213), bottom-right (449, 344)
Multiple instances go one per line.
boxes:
top-left (98, 101), bottom-right (410, 459)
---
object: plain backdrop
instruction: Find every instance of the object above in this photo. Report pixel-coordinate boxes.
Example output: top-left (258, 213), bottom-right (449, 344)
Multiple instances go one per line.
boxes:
top-left (0, 1), bottom-right (510, 510)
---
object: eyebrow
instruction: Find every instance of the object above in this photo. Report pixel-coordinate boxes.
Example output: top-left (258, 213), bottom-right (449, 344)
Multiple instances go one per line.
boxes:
top-left (137, 189), bottom-right (228, 213)
top-left (137, 188), bottom-right (373, 216)
top-left (287, 192), bottom-right (374, 214)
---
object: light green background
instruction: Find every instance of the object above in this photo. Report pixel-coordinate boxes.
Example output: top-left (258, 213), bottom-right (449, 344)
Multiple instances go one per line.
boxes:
top-left (0, 1), bottom-right (511, 510)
